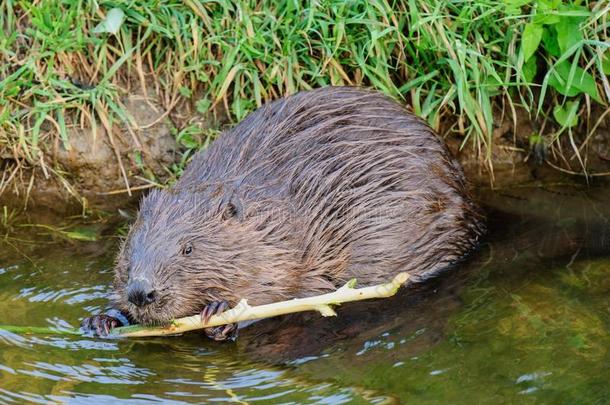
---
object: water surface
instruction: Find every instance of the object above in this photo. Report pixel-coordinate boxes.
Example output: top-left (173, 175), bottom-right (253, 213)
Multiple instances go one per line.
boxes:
top-left (0, 184), bottom-right (608, 403)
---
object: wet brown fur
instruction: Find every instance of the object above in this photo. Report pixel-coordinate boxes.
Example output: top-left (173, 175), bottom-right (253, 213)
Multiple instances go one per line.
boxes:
top-left (112, 87), bottom-right (485, 326)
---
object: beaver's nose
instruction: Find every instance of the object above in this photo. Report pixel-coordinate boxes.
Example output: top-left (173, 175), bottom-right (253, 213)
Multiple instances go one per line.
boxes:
top-left (127, 279), bottom-right (157, 307)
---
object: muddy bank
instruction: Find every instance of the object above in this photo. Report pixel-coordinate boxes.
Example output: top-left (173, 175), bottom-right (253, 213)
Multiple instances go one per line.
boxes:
top-left (1, 99), bottom-right (609, 218)
top-left (447, 104), bottom-right (610, 188)
top-left (1, 94), bottom-right (180, 216)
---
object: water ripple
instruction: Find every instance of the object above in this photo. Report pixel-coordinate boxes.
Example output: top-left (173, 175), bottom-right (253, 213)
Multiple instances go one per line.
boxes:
top-left (19, 360), bottom-right (153, 385)
top-left (18, 285), bottom-right (108, 304)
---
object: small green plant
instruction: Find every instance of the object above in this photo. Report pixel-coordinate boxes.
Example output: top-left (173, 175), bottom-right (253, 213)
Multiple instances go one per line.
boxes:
top-left (19, 223), bottom-right (99, 242)
top-left (168, 125), bottom-right (219, 181)
top-left (0, 206), bottom-right (19, 237)
top-left (517, 0), bottom-right (605, 113)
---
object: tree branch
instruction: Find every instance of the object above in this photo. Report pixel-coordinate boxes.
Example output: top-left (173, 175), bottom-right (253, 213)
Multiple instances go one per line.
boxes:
top-left (112, 272), bottom-right (409, 338)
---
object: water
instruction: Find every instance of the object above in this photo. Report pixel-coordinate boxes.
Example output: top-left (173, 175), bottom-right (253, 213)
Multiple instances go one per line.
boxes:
top-left (0, 184), bottom-right (608, 404)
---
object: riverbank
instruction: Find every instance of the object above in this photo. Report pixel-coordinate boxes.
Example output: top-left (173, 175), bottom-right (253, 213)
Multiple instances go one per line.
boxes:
top-left (1, 1), bottom-right (609, 214)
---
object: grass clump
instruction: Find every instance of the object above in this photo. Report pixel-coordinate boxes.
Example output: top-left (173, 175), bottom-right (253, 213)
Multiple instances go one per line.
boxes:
top-left (0, 0), bottom-right (608, 193)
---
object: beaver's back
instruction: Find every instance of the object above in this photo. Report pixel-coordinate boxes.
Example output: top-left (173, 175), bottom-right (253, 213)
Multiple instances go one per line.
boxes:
top-left (178, 87), bottom-right (484, 287)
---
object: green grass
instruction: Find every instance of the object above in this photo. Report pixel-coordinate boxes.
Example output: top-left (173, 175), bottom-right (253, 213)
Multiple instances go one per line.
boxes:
top-left (0, 0), bottom-right (608, 191)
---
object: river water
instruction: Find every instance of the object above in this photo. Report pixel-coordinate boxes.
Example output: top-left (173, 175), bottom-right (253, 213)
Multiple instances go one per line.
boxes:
top-left (0, 184), bottom-right (608, 404)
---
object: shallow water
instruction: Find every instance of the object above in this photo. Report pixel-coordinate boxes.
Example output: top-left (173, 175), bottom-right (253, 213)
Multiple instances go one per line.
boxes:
top-left (0, 184), bottom-right (609, 404)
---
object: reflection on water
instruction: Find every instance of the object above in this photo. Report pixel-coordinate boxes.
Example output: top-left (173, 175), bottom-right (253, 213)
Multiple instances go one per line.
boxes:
top-left (0, 184), bottom-right (608, 403)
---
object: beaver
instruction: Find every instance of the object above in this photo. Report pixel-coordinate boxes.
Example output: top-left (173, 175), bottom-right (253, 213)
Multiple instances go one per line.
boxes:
top-left (82, 87), bottom-right (484, 340)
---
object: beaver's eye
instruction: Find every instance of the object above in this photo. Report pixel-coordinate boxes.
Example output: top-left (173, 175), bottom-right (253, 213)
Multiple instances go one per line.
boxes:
top-left (182, 243), bottom-right (193, 256)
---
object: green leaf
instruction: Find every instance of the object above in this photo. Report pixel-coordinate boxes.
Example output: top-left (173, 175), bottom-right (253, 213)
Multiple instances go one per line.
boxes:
top-left (503, 0), bottom-right (533, 15)
top-left (548, 60), bottom-right (601, 102)
top-left (133, 150), bottom-right (144, 168)
top-left (61, 227), bottom-right (98, 242)
top-left (197, 71), bottom-right (209, 83)
top-left (56, 109), bottom-right (70, 151)
top-left (93, 8), bottom-right (125, 35)
top-left (179, 86), bottom-right (192, 98)
top-left (529, 133), bottom-right (543, 147)
top-left (556, 4), bottom-right (591, 18)
top-left (484, 75), bottom-right (503, 97)
top-left (177, 131), bottom-right (198, 149)
top-left (602, 51), bottom-right (610, 75)
top-left (553, 100), bottom-right (579, 128)
top-left (533, 13), bottom-right (560, 26)
top-left (0, 107), bottom-right (9, 125)
top-left (196, 98), bottom-right (211, 114)
top-left (542, 26), bottom-right (561, 57)
top-left (556, 16), bottom-right (583, 54)
top-left (538, 0), bottom-right (561, 11)
top-left (522, 22), bottom-right (544, 62)
top-left (523, 56), bottom-right (538, 83)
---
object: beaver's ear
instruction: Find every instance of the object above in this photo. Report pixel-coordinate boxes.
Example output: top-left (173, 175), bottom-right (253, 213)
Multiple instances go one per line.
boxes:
top-left (221, 196), bottom-right (244, 221)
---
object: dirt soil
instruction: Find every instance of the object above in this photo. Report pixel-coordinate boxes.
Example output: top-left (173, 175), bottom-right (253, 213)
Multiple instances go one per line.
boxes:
top-left (0, 94), bottom-right (179, 217)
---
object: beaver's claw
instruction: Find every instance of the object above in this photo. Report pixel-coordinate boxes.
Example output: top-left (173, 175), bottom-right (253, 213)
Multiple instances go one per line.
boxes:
top-left (81, 314), bottom-right (121, 337)
top-left (200, 300), bottom-right (238, 342)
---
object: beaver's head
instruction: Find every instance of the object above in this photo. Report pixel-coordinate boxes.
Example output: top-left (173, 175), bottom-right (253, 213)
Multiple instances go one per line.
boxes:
top-left (112, 186), bottom-right (299, 326)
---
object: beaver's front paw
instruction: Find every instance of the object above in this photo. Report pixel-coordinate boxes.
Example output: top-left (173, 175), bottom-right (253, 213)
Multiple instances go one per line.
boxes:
top-left (81, 314), bottom-right (122, 337)
top-left (200, 300), bottom-right (238, 342)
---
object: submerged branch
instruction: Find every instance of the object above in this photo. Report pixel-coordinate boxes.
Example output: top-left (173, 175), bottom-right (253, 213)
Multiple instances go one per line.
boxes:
top-left (0, 325), bottom-right (81, 335)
